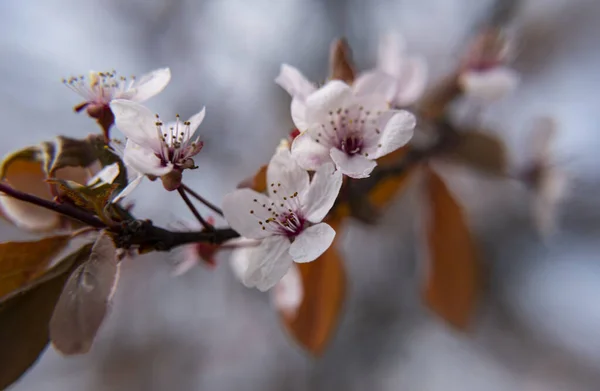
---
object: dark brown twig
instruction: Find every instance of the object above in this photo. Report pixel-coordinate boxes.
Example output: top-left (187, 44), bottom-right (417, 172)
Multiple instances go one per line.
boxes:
top-left (177, 186), bottom-right (213, 231)
top-left (115, 220), bottom-right (238, 252)
top-left (0, 182), bottom-right (107, 228)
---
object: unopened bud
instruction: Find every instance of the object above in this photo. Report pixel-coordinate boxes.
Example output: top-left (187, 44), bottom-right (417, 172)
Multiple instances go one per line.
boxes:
top-left (329, 38), bottom-right (355, 84)
top-left (161, 170), bottom-right (182, 191)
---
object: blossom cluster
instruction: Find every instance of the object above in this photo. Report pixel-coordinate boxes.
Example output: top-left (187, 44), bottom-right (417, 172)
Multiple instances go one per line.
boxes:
top-left (60, 34), bottom-right (426, 291)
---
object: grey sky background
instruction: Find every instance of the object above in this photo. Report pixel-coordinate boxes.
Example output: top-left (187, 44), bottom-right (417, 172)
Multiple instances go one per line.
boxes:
top-left (2, 0), bottom-right (600, 389)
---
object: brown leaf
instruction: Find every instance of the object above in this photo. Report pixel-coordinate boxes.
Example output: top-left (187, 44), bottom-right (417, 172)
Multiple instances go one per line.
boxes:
top-left (237, 165), bottom-right (268, 193)
top-left (0, 157), bottom-right (61, 232)
top-left (369, 146), bottom-right (414, 209)
top-left (0, 235), bottom-right (72, 299)
top-left (329, 38), bottom-right (356, 84)
top-left (448, 131), bottom-right (507, 175)
top-left (281, 217), bottom-right (346, 355)
top-left (0, 244), bottom-right (92, 390)
top-left (368, 170), bottom-right (413, 210)
top-left (50, 232), bottom-right (119, 355)
top-left (0, 138), bottom-right (104, 232)
top-left (423, 167), bottom-right (481, 330)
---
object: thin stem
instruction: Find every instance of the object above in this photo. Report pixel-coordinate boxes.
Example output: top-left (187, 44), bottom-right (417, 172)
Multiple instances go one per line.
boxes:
top-left (0, 182), bottom-right (107, 229)
top-left (177, 186), bottom-right (213, 230)
top-left (181, 183), bottom-right (224, 217)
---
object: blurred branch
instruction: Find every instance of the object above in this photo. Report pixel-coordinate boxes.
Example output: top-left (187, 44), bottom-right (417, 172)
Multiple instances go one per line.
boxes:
top-left (0, 182), bottom-right (239, 252)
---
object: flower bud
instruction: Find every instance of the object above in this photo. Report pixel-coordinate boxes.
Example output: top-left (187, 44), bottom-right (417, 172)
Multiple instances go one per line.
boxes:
top-left (85, 103), bottom-right (115, 142)
top-left (180, 158), bottom-right (197, 170)
top-left (161, 170), bottom-right (182, 191)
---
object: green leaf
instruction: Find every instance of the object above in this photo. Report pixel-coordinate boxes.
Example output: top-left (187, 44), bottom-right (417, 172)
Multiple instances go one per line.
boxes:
top-left (50, 232), bottom-right (119, 355)
top-left (0, 244), bottom-right (92, 390)
top-left (46, 178), bottom-right (118, 217)
top-left (0, 235), bottom-right (73, 299)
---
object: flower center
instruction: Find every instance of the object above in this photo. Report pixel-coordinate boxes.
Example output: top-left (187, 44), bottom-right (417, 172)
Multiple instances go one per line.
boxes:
top-left (340, 134), bottom-right (363, 155)
top-left (311, 106), bottom-right (382, 157)
top-left (250, 184), bottom-right (307, 239)
top-left (154, 114), bottom-right (202, 168)
top-left (63, 70), bottom-right (135, 104)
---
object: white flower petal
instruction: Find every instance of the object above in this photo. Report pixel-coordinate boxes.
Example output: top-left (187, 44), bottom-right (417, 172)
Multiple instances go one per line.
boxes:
top-left (290, 131), bottom-right (332, 171)
top-left (222, 189), bottom-right (273, 239)
top-left (289, 222), bottom-right (336, 263)
top-left (112, 174), bottom-right (144, 203)
top-left (267, 149), bottom-right (309, 199)
top-left (329, 148), bottom-right (377, 179)
top-left (110, 99), bottom-right (162, 151)
top-left (301, 163), bottom-right (343, 223)
top-left (271, 263), bottom-right (303, 318)
top-left (366, 110), bottom-right (416, 158)
top-left (123, 139), bottom-right (172, 176)
top-left (243, 236), bottom-right (293, 291)
top-left (87, 162), bottom-right (120, 186)
top-left (228, 237), bottom-right (262, 281)
top-left (275, 64), bottom-right (316, 100)
top-left (378, 32), bottom-right (407, 77)
top-left (459, 67), bottom-right (520, 101)
top-left (394, 56), bottom-right (428, 106)
top-left (305, 80), bottom-right (353, 123)
top-left (187, 107), bottom-right (206, 134)
top-left (291, 98), bottom-right (310, 131)
top-left (129, 68), bottom-right (171, 102)
top-left (352, 70), bottom-right (397, 101)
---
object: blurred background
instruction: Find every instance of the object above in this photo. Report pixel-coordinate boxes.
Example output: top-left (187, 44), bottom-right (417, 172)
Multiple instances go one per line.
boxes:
top-left (2, 0), bottom-right (600, 389)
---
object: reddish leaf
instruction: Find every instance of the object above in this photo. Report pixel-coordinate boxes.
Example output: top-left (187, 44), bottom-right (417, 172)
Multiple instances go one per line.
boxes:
top-left (423, 167), bottom-right (481, 330)
top-left (281, 217), bottom-right (346, 355)
top-left (0, 244), bottom-right (92, 390)
top-left (368, 147), bottom-right (414, 209)
top-left (0, 235), bottom-right (72, 299)
top-left (0, 158), bottom-right (60, 232)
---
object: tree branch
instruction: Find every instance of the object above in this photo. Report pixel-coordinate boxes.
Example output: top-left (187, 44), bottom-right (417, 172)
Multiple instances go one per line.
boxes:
top-left (0, 182), bottom-right (240, 252)
top-left (114, 220), bottom-right (239, 251)
top-left (0, 182), bottom-right (107, 228)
